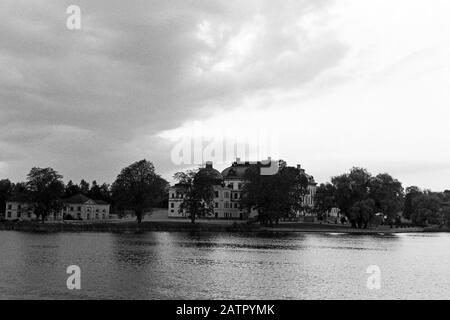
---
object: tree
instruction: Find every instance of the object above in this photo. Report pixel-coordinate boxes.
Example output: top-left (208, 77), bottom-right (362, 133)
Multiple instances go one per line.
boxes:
top-left (349, 199), bottom-right (375, 228)
top-left (368, 173), bottom-right (404, 223)
top-left (173, 169), bottom-right (216, 223)
top-left (111, 160), bottom-right (168, 224)
top-left (442, 208), bottom-right (450, 228)
top-left (314, 183), bottom-right (336, 219)
top-left (79, 179), bottom-right (90, 195)
top-left (329, 168), bottom-right (404, 228)
top-left (410, 193), bottom-right (442, 226)
top-left (88, 181), bottom-right (102, 200)
top-left (0, 179), bottom-right (13, 214)
top-left (403, 186), bottom-right (422, 220)
top-left (331, 167), bottom-right (372, 228)
top-left (26, 167), bottom-right (65, 223)
top-left (241, 165), bottom-right (309, 225)
top-left (65, 180), bottom-right (81, 197)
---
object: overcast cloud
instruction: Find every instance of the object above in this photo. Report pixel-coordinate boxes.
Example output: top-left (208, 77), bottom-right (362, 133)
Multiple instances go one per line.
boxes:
top-left (1, 0), bottom-right (450, 190)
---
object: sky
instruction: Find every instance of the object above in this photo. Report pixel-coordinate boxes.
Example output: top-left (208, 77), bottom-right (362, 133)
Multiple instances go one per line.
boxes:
top-left (1, 0), bottom-right (450, 190)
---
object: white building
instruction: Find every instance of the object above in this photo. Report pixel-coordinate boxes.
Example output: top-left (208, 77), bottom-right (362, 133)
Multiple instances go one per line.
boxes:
top-left (4, 194), bottom-right (110, 221)
top-left (61, 194), bottom-right (110, 220)
top-left (168, 158), bottom-right (317, 220)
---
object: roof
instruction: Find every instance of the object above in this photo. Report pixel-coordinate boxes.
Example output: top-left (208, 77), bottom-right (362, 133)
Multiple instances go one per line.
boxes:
top-left (6, 193), bottom-right (110, 206)
top-left (63, 194), bottom-right (110, 206)
top-left (195, 162), bottom-right (223, 184)
top-left (94, 199), bottom-right (109, 205)
top-left (63, 194), bottom-right (91, 204)
top-left (7, 194), bottom-right (32, 203)
top-left (221, 158), bottom-right (278, 179)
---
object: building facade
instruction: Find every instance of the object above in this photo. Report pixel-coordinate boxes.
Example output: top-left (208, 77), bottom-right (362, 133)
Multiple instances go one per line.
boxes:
top-left (4, 194), bottom-right (110, 221)
top-left (168, 158), bottom-right (317, 220)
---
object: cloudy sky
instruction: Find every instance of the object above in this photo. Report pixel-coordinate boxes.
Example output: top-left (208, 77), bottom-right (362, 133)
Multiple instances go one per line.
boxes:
top-left (1, 0), bottom-right (450, 190)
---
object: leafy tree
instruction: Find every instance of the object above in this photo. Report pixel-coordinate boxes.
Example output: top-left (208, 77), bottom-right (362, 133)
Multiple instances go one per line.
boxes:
top-left (11, 182), bottom-right (28, 196)
top-left (368, 173), bottom-right (404, 223)
top-left (173, 169), bottom-right (216, 223)
top-left (241, 165), bottom-right (309, 225)
top-left (0, 179), bottom-right (13, 213)
top-left (403, 186), bottom-right (422, 220)
top-left (442, 208), bottom-right (450, 228)
top-left (349, 199), bottom-right (375, 228)
top-left (442, 190), bottom-right (450, 202)
top-left (410, 193), bottom-right (442, 226)
top-left (112, 160), bottom-right (168, 224)
top-left (314, 183), bottom-right (336, 218)
top-left (329, 168), bottom-right (404, 228)
top-left (65, 180), bottom-right (81, 197)
top-left (79, 179), bottom-right (90, 195)
top-left (26, 167), bottom-right (65, 223)
top-left (331, 167), bottom-right (371, 227)
top-left (98, 183), bottom-right (112, 203)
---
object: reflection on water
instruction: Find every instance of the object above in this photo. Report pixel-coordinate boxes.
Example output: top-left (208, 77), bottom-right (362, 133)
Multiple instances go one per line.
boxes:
top-left (0, 231), bottom-right (449, 299)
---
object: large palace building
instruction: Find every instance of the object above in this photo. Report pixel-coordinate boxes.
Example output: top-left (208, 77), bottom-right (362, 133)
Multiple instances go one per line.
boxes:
top-left (168, 158), bottom-right (317, 220)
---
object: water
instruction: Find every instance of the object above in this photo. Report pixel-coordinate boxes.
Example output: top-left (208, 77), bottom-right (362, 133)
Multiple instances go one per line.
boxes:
top-left (0, 230), bottom-right (449, 299)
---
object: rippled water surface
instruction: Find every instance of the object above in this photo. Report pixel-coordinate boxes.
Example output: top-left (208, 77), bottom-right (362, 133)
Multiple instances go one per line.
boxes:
top-left (0, 231), bottom-right (449, 299)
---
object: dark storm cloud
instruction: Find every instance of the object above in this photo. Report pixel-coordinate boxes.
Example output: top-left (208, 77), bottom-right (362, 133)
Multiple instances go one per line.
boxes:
top-left (0, 0), bottom-right (347, 182)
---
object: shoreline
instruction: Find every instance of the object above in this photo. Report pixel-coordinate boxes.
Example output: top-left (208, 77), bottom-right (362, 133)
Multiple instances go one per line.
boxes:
top-left (0, 220), bottom-right (436, 234)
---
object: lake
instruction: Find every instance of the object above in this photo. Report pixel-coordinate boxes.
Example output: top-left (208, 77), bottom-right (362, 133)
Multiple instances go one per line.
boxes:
top-left (0, 230), bottom-right (449, 299)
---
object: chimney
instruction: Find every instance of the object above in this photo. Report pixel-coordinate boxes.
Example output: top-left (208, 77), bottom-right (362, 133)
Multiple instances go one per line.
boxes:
top-left (297, 164), bottom-right (301, 170)
top-left (205, 161), bottom-right (213, 169)
top-left (267, 156), bottom-right (271, 162)
top-left (236, 157), bottom-right (241, 162)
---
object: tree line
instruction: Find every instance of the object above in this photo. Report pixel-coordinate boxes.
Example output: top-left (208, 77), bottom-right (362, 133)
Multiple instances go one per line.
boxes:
top-left (0, 160), bottom-right (169, 223)
top-left (173, 165), bottom-right (450, 228)
top-left (314, 167), bottom-right (450, 228)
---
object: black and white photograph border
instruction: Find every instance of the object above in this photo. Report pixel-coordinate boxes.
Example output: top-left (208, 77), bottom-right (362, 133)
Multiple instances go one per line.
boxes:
top-left (0, 0), bottom-right (449, 308)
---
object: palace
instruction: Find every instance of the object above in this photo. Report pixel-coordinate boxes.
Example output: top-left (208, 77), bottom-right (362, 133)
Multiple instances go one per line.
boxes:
top-left (168, 158), bottom-right (317, 220)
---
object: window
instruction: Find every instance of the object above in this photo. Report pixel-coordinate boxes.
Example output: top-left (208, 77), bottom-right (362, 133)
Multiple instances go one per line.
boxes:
top-left (70, 207), bottom-right (74, 211)
top-left (225, 192), bottom-right (230, 198)
top-left (87, 214), bottom-right (90, 220)
top-left (7, 212), bottom-right (11, 218)
top-left (238, 183), bottom-right (243, 190)
top-left (96, 209), bottom-right (99, 212)
top-left (234, 203), bottom-right (238, 209)
top-left (17, 212), bottom-right (21, 218)
top-left (17, 205), bottom-right (21, 210)
top-left (234, 193), bottom-right (238, 199)
top-left (95, 214), bottom-right (99, 219)
top-left (171, 209), bottom-right (174, 213)
top-left (103, 209), bottom-right (106, 213)
top-left (7, 204), bottom-right (11, 210)
top-left (170, 203), bottom-right (174, 208)
top-left (172, 193), bottom-right (175, 198)
top-left (214, 191), bottom-right (219, 198)
top-left (215, 202), bottom-right (219, 208)
top-left (78, 207), bottom-right (81, 211)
